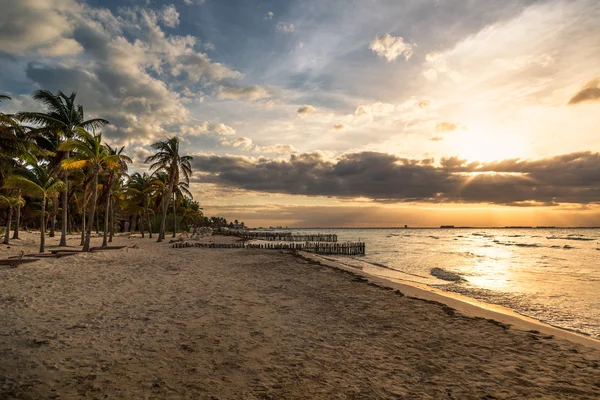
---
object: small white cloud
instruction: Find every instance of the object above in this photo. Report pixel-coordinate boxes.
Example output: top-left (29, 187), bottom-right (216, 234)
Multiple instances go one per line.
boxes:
top-left (297, 105), bottom-right (316, 116)
top-left (180, 121), bottom-right (236, 136)
top-left (160, 4), bottom-right (180, 28)
top-left (231, 137), bottom-right (253, 149)
top-left (423, 52), bottom-right (463, 83)
top-left (265, 11), bottom-right (274, 20)
top-left (203, 42), bottom-right (215, 51)
top-left (354, 102), bottom-right (394, 118)
top-left (369, 34), bottom-right (414, 61)
top-left (213, 123), bottom-right (236, 135)
top-left (276, 22), bottom-right (295, 33)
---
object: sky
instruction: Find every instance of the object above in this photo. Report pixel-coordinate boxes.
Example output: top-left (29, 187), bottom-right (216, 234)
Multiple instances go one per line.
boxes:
top-left (1, 0), bottom-right (600, 227)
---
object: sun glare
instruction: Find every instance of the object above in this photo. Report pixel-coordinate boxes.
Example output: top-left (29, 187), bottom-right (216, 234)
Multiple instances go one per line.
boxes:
top-left (454, 130), bottom-right (523, 162)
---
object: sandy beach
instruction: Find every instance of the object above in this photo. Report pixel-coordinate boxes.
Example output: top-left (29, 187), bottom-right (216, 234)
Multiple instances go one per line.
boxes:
top-left (1, 232), bottom-right (600, 399)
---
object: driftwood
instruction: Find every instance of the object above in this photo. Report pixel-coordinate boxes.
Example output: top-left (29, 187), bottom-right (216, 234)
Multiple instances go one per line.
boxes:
top-left (90, 246), bottom-right (127, 252)
top-left (49, 249), bottom-right (82, 254)
top-left (0, 258), bottom-right (40, 267)
top-left (24, 252), bottom-right (79, 258)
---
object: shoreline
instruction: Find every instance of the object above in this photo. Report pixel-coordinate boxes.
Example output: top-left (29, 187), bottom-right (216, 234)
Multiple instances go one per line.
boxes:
top-left (299, 251), bottom-right (600, 350)
top-left (2, 232), bottom-right (600, 398)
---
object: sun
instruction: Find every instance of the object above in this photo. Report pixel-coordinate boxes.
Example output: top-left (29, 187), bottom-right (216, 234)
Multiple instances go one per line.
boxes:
top-left (453, 130), bottom-right (524, 162)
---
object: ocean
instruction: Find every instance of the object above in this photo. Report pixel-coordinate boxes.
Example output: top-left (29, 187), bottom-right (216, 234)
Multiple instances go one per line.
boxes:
top-left (276, 228), bottom-right (600, 339)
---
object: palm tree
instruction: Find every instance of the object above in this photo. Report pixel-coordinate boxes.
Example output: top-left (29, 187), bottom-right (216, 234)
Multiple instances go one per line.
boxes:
top-left (18, 90), bottom-right (109, 247)
top-left (171, 180), bottom-right (193, 237)
top-left (59, 132), bottom-right (126, 251)
top-left (145, 137), bottom-right (193, 242)
top-left (100, 145), bottom-right (131, 247)
top-left (0, 195), bottom-right (25, 245)
top-left (4, 164), bottom-right (64, 253)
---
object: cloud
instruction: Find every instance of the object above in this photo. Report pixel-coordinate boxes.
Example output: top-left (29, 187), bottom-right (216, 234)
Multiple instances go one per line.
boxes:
top-left (254, 144), bottom-right (297, 155)
top-left (568, 78), bottom-right (600, 105)
top-left (131, 146), bottom-right (154, 163)
top-left (333, 123), bottom-right (345, 130)
top-left (8, 3), bottom-right (247, 145)
top-left (265, 12), bottom-right (274, 20)
top-left (191, 151), bottom-right (600, 205)
top-left (231, 137), bottom-right (254, 149)
top-left (354, 102), bottom-right (394, 119)
top-left (217, 85), bottom-right (270, 101)
top-left (212, 122), bottom-right (236, 135)
top-left (369, 34), bottom-right (414, 61)
top-left (435, 122), bottom-right (458, 132)
top-left (0, 0), bottom-right (82, 55)
top-left (423, 52), bottom-right (463, 82)
top-left (276, 22), bottom-right (295, 33)
top-left (297, 105), bottom-right (317, 116)
top-left (159, 4), bottom-right (179, 28)
top-left (429, 136), bottom-right (443, 142)
top-left (180, 121), bottom-right (236, 136)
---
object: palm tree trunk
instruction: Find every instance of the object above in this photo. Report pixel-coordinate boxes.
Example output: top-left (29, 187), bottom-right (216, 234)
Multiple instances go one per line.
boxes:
top-left (109, 196), bottom-right (115, 242)
top-left (50, 192), bottom-right (58, 237)
top-left (80, 185), bottom-right (87, 246)
top-left (172, 192), bottom-right (177, 238)
top-left (12, 191), bottom-right (21, 240)
top-left (3, 206), bottom-right (12, 245)
top-left (146, 205), bottom-right (153, 239)
top-left (102, 192), bottom-right (110, 247)
top-left (139, 211), bottom-right (145, 238)
top-left (59, 164), bottom-right (69, 246)
top-left (83, 170), bottom-right (99, 252)
top-left (158, 174), bottom-right (175, 242)
top-left (40, 196), bottom-right (46, 253)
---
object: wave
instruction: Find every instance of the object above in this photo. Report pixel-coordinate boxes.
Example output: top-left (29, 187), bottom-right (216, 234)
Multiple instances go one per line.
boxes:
top-left (547, 236), bottom-right (595, 241)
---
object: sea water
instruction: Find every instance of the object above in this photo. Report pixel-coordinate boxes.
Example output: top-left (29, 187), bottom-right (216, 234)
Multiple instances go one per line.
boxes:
top-left (283, 228), bottom-right (600, 339)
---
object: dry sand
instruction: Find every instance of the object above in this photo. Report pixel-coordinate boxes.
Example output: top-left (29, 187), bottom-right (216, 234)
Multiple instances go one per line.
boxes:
top-left (1, 232), bottom-right (600, 399)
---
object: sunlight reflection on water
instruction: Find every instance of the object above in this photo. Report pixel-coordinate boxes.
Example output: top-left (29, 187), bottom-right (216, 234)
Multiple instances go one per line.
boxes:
top-left (282, 228), bottom-right (600, 339)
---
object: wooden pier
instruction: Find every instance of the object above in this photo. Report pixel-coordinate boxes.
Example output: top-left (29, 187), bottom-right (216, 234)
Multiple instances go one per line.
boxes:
top-left (172, 241), bottom-right (365, 255)
top-left (229, 232), bottom-right (338, 242)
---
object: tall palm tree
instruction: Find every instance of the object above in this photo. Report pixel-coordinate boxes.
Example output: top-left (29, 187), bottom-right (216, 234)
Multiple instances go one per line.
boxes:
top-left (18, 90), bottom-right (109, 247)
top-left (100, 145), bottom-right (131, 247)
top-left (144, 137), bottom-right (193, 242)
top-left (171, 180), bottom-right (193, 237)
top-left (59, 132), bottom-right (125, 251)
top-left (4, 164), bottom-right (64, 253)
top-left (0, 195), bottom-right (25, 245)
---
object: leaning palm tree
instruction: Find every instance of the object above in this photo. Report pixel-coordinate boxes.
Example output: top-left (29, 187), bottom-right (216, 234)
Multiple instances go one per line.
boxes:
top-left (18, 90), bottom-right (109, 247)
top-left (144, 137), bottom-right (193, 242)
top-left (59, 132), bottom-right (125, 251)
top-left (0, 194), bottom-right (25, 245)
top-left (4, 164), bottom-right (64, 253)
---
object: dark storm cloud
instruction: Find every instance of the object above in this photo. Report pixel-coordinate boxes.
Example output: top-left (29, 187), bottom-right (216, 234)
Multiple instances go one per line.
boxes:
top-left (191, 151), bottom-right (600, 205)
top-left (568, 78), bottom-right (600, 105)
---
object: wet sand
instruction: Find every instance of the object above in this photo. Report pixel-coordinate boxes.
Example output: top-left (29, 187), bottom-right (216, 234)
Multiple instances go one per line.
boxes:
top-left (1, 232), bottom-right (599, 399)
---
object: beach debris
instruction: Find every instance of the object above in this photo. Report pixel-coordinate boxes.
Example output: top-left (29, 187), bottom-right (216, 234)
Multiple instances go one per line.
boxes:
top-left (0, 258), bottom-right (41, 267)
top-left (430, 267), bottom-right (462, 282)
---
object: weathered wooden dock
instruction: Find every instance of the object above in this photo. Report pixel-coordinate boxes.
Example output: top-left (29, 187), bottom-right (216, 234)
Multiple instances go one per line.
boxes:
top-left (227, 231), bottom-right (338, 242)
top-left (172, 241), bottom-right (365, 255)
